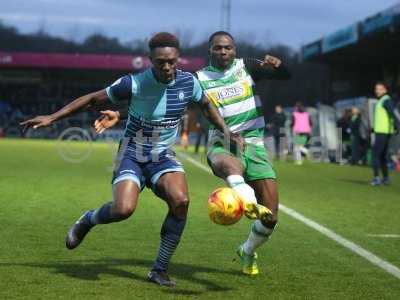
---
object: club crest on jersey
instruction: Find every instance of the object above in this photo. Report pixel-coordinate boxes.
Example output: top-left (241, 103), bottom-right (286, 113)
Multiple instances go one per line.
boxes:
top-left (178, 90), bottom-right (185, 101)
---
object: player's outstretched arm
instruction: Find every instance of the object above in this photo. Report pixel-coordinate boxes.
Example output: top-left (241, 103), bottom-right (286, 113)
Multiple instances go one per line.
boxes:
top-left (20, 89), bottom-right (109, 131)
top-left (197, 95), bottom-right (244, 151)
top-left (244, 56), bottom-right (291, 81)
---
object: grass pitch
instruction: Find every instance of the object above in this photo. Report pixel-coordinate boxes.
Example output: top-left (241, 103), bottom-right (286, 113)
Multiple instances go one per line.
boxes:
top-left (1, 138), bottom-right (399, 299)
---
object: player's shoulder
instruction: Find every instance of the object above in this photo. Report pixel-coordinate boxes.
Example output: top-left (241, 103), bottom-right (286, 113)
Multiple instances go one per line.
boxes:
top-left (129, 68), bottom-right (156, 93)
top-left (175, 69), bottom-right (196, 85)
top-left (232, 58), bottom-right (248, 70)
top-left (234, 57), bottom-right (245, 65)
top-left (131, 68), bottom-right (151, 82)
top-left (196, 65), bottom-right (219, 81)
top-left (176, 69), bottom-right (195, 80)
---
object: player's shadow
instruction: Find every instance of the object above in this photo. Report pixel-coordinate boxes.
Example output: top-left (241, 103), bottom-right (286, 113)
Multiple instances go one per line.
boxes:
top-left (0, 258), bottom-right (239, 296)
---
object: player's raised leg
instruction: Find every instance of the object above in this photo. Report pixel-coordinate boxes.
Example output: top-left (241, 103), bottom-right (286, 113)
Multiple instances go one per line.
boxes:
top-left (148, 171), bottom-right (189, 287)
top-left (208, 150), bottom-right (272, 222)
top-left (238, 178), bottom-right (278, 275)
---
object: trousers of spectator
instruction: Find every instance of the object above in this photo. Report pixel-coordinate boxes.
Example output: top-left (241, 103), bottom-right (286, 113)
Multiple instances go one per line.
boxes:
top-left (273, 134), bottom-right (281, 159)
top-left (372, 133), bottom-right (391, 178)
top-left (350, 135), bottom-right (361, 165)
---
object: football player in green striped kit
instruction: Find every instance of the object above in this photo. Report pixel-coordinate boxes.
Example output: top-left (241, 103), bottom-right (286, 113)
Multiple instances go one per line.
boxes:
top-left (196, 31), bottom-right (290, 275)
top-left (94, 31), bottom-right (290, 275)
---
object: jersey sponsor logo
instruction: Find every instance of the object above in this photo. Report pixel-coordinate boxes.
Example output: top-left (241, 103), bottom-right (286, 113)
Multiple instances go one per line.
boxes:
top-left (131, 115), bottom-right (181, 130)
top-left (216, 86), bottom-right (244, 100)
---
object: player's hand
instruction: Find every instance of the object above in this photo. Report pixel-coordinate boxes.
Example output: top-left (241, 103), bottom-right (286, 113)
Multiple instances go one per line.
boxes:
top-left (261, 55), bottom-right (282, 68)
top-left (20, 115), bottom-right (54, 132)
top-left (229, 132), bottom-right (245, 152)
top-left (94, 110), bottom-right (120, 134)
top-left (181, 131), bottom-right (189, 149)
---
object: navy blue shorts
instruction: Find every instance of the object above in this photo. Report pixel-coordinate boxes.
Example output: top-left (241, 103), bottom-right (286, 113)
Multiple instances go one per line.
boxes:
top-left (112, 139), bottom-right (184, 191)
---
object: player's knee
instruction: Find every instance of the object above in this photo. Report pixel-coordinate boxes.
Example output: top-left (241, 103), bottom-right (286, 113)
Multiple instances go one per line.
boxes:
top-left (113, 201), bottom-right (136, 220)
top-left (116, 206), bottom-right (135, 219)
top-left (171, 193), bottom-right (189, 218)
top-left (211, 158), bottom-right (242, 178)
top-left (261, 206), bottom-right (278, 228)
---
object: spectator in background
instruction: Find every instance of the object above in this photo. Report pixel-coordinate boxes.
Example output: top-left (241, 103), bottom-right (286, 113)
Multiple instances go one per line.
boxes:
top-left (370, 82), bottom-right (400, 186)
top-left (291, 102), bottom-right (312, 165)
top-left (194, 111), bottom-right (209, 154)
top-left (337, 109), bottom-right (352, 161)
top-left (0, 100), bottom-right (12, 127)
top-left (270, 105), bottom-right (286, 159)
top-left (349, 107), bottom-right (362, 165)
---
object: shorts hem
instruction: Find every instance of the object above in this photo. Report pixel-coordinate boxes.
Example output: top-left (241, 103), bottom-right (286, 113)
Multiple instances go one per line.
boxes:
top-left (151, 167), bottom-right (185, 187)
top-left (246, 175), bottom-right (277, 182)
top-left (112, 174), bottom-right (142, 189)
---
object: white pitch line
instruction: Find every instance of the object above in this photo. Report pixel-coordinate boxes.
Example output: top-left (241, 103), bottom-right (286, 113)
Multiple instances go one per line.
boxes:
top-left (367, 234), bottom-right (400, 238)
top-left (178, 153), bottom-right (400, 280)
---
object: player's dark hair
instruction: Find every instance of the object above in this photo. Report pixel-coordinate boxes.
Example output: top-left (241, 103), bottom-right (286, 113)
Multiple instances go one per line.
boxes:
top-left (148, 32), bottom-right (180, 51)
top-left (208, 31), bottom-right (235, 47)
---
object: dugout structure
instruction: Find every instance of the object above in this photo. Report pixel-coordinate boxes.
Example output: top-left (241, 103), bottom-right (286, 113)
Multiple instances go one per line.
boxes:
top-left (301, 4), bottom-right (400, 102)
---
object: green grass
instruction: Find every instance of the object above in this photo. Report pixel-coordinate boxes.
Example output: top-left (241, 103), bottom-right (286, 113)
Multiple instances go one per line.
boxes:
top-left (1, 138), bottom-right (400, 299)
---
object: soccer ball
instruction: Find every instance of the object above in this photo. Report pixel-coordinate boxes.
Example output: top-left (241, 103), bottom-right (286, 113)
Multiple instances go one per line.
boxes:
top-left (208, 187), bottom-right (244, 225)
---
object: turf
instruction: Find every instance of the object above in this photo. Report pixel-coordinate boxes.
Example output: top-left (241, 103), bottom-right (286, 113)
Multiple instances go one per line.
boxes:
top-left (1, 138), bottom-right (399, 299)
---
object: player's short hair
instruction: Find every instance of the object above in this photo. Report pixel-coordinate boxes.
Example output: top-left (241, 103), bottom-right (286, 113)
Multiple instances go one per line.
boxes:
top-left (148, 32), bottom-right (180, 51)
top-left (208, 31), bottom-right (235, 47)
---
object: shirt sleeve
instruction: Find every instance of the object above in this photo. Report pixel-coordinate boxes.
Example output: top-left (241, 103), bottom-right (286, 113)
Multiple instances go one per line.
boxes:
top-left (243, 57), bottom-right (291, 82)
top-left (383, 98), bottom-right (400, 125)
top-left (106, 75), bottom-right (136, 103)
top-left (191, 76), bottom-right (204, 103)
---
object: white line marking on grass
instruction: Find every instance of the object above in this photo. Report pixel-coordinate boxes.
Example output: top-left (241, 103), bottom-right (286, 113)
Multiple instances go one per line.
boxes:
top-left (280, 206), bottom-right (400, 280)
top-left (367, 234), bottom-right (400, 238)
top-left (178, 153), bottom-right (400, 280)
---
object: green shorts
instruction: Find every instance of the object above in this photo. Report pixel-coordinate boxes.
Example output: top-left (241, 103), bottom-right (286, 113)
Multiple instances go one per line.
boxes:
top-left (294, 134), bottom-right (309, 146)
top-left (207, 142), bottom-right (276, 181)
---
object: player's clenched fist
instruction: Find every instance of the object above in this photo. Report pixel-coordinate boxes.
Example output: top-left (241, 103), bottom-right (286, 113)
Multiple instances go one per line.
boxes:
top-left (261, 55), bottom-right (282, 68)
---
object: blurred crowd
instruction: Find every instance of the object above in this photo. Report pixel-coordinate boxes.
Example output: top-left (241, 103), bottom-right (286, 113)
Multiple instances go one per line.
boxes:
top-left (1, 81), bottom-right (399, 183)
top-left (181, 82), bottom-right (400, 183)
top-left (0, 82), bottom-right (110, 138)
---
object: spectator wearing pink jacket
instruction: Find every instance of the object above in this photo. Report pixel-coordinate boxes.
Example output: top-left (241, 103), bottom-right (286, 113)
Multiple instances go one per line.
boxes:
top-left (291, 102), bottom-right (312, 165)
